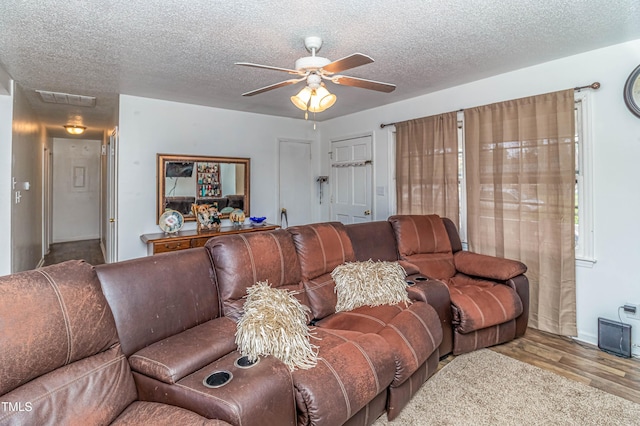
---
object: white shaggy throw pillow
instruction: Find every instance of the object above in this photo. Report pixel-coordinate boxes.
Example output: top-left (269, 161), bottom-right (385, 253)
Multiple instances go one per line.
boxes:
top-left (235, 281), bottom-right (318, 371)
top-left (331, 260), bottom-right (412, 312)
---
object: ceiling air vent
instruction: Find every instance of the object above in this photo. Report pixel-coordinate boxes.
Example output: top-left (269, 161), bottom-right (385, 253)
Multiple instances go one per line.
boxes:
top-left (36, 90), bottom-right (96, 107)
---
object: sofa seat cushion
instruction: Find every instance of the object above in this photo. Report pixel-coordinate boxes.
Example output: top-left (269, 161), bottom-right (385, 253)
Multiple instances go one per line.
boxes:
top-left (112, 401), bottom-right (229, 425)
top-left (400, 252), bottom-right (456, 279)
top-left (128, 318), bottom-right (237, 384)
top-left (447, 275), bottom-right (523, 334)
top-left (292, 329), bottom-right (395, 426)
top-left (316, 302), bottom-right (443, 387)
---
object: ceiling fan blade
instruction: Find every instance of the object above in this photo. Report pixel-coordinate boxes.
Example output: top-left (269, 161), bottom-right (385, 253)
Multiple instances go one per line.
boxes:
top-left (322, 53), bottom-right (374, 74)
top-left (331, 75), bottom-right (396, 93)
top-left (235, 62), bottom-right (301, 75)
top-left (241, 78), bottom-right (305, 96)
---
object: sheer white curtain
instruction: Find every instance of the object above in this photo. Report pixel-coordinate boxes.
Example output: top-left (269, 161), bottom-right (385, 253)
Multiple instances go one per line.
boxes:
top-left (395, 112), bottom-right (459, 226)
top-left (464, 89), bottom-right (577, 336)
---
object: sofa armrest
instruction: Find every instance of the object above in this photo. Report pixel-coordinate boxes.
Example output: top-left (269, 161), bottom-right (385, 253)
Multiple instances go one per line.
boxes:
top-left (129, 318), bottom-right (237, 384)
top-left (506, 274), bottom-right (529, 337)
top-left (406, 278), bottom-right (453, 356)
top-left (453, 251), bottom-right (527, 281)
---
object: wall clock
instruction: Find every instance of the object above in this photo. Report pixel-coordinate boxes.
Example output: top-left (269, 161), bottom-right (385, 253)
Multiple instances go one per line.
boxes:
top-left (624, 64), bottom-right (640, 118)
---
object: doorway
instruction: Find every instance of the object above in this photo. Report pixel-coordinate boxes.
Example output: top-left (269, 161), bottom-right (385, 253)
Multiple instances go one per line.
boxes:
top-left (279, 139), bottom-right (313, 227)
top-left (51, 138), bottom-right (101, 243)
top-left (330, 135), bottom-right (373, 224)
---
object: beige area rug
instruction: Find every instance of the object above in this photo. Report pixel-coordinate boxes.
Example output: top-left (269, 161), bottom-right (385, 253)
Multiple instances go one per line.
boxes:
top-left (373, 349), bottom-right (640, 425)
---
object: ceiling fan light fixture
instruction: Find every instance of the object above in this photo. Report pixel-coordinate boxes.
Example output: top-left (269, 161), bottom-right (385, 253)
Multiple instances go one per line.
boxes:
top-left (291, 86), bottom-right (313, 111)
top-left (291, 85), bottom-right (337, 115)
top-left (308, 86), bottom-right (336, 113)
top-left (64, 125), bottom-right (86, 135)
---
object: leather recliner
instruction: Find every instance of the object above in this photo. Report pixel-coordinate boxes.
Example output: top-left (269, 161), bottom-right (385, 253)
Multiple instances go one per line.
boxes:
top-left (389, 214), bottom-right (529, 355)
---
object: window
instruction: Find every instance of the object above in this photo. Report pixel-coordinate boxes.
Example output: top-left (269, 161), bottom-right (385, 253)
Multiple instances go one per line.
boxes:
top-left (454, 94), bottom-right (594, 264)
top-left (574, 92), bottom-right (595, 264)
top-left (457, 111), bottom-right (467, 247)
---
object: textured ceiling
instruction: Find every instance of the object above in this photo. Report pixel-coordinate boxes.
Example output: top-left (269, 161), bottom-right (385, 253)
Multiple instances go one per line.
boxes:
top-left (1, 0), bottom-right (639, 138)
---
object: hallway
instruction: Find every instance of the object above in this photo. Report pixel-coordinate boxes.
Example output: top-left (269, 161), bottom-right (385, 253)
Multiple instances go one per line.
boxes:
top-left (42, 239), bottom-right (105, 267)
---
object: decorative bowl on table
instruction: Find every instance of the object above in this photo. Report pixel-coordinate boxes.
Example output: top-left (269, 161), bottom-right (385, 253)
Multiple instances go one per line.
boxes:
top-left (250, 216), bottom-right (267, 226)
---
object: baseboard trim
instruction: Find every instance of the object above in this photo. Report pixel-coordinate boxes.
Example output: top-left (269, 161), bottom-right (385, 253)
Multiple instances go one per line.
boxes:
top-left (52, 235), bottom-right (100, 243)
top-left (99, 241), bottom-right (107, 263)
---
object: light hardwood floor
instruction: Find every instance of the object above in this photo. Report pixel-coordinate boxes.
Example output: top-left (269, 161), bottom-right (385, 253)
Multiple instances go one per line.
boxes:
top-left (440, 328), bottom-right (640, 405)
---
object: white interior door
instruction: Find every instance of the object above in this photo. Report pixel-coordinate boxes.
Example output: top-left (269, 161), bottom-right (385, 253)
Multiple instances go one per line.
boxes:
top-left (52, 139), bottom-right (101, 243)
top-left (279, 139), bottom-right (313, 227)
top-left (330, 135), bottom-right (373, 224)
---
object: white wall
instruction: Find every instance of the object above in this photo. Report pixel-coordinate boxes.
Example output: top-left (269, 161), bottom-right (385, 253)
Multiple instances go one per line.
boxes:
top-left (0, 80), bottom-right (13, 275)
top-left (117, 95), bottom-right (318, 260)
top-left (0, 66), bottom-right (10, 95)
top-left (322, 39), bottom-right (640, 355)
top-left (11, 83), bottom-right (48, 272)
top-left (52, 138), bottom-right (101, 242)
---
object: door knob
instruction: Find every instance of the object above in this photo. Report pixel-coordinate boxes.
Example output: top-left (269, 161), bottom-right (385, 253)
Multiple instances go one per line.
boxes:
top-left (364, 210), bottom-right (371, 216)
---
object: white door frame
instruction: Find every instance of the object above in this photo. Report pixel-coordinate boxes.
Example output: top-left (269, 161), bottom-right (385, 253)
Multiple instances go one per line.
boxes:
top-left (41, 146), bottom-right (52, 257)
top-left (106, 127), bottom-right (118, 263)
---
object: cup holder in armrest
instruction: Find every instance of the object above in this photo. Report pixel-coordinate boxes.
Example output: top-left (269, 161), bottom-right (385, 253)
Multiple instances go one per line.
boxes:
top-left (406, 280), bottom-right (415, 286)
top-left (415, 276), bottom-right (429, 281)
top-left (203, 370), bottom-right (233, 389)
top-left (234, 355), bottom-right (260, 369)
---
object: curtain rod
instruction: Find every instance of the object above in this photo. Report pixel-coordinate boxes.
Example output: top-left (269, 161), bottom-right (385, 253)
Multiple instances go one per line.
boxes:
top-left (379, 81), bottom-right (601, 129)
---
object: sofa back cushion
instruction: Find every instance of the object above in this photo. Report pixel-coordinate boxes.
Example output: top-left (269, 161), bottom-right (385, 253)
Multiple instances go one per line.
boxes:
top-left (345, 221), bottom-right (399, 262)
top-left (388, 214), bottom-right (456, 279)
top-left (96, 248), bottom-right (219, 356)
top-left (0, 260), bottom-right (120, 395)
top-left (288, 222), bottom-right (356, 279)
top-left (206, 229), bottom-right (307, 321)
top-left (288, 222), bottom-right (356, 320)
top-left (0, 260), bottom-right (137, 425)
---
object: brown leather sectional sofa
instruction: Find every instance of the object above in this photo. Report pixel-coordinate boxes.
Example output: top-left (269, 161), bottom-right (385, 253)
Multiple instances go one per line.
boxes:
top-left (0, 214), bottom-right (528, 426)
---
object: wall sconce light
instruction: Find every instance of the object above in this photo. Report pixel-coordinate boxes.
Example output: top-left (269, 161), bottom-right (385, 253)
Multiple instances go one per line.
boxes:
top-left (64, 125), bottom-right (86, 135)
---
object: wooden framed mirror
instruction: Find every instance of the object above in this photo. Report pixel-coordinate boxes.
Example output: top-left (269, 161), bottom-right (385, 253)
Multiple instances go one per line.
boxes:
top-left (157, 154), bottom-right (250, 223)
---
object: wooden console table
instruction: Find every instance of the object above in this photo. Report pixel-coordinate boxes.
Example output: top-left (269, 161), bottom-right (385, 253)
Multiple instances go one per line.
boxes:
top-left (141, 223), bottom-right (280, 255)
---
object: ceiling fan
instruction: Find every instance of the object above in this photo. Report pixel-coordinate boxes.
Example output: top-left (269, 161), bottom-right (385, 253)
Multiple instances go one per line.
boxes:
top-left (235, 36), bottom-right (396, 106)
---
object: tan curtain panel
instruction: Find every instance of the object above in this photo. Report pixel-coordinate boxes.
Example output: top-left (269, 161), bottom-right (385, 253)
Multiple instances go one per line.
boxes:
top-left (395, 112), bottom-right (459, 226)
top-left (464, 89), bottom-right (576, 336)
